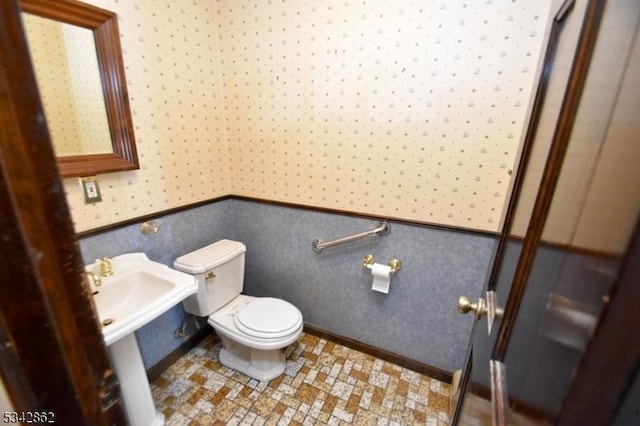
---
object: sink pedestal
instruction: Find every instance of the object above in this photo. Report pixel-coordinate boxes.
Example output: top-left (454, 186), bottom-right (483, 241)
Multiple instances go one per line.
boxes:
top-left (86, 253), bottom-right (197, 425)
top-left (108, 334), bottom-right (164, 426)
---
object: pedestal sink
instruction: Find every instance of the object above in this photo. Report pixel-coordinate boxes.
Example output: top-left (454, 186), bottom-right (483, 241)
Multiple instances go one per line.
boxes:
top-left (87, 253), bottom-right (197, 426)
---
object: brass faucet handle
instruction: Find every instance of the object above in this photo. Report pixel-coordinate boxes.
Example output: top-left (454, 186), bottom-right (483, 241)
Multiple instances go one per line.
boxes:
top-left (87, 271), bottom-right (102, 287)
top-left (100, 257), bottom-right (113, 277)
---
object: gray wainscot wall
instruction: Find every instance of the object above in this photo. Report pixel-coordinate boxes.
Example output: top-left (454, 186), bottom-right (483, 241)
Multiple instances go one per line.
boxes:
top-left (79, 198), bottom-right (495, 373)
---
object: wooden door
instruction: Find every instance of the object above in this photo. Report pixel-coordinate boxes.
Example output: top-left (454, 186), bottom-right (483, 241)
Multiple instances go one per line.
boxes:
top-left (0, 0), bottom-right (126, 423)
top-left (453, 0), bottom-right (640, 424)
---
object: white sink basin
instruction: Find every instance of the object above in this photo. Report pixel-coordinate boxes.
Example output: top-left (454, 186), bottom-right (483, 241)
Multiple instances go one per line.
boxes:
top-left (86, 252), bottom-right (196, 426)
top-left (86, 253), bottom-right (197, 346)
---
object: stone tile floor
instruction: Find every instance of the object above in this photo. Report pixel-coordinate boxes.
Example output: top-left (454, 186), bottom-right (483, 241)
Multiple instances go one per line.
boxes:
top-left (151, 332), bottom-right (451, 425)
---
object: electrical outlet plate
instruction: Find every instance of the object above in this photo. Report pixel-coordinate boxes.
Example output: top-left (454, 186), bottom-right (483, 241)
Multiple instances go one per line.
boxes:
top-left (80, 176), bottom-right (102, 204)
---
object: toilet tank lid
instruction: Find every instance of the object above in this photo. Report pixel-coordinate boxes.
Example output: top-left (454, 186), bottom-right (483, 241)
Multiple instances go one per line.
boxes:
top-left (174, 239), bottom-right (246, 273)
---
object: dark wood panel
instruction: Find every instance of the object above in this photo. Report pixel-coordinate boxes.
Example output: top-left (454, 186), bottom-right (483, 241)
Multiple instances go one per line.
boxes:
top-left (0, 0), bottom-right (126, 422)
top-left (492, 0), bottom-right (607, 361)
top-left (557, 222), bottom-right (640, 425)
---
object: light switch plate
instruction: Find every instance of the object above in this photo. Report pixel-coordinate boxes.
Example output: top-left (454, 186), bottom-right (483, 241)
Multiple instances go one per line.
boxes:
top-left (80, 176), bottom-right (102, 204)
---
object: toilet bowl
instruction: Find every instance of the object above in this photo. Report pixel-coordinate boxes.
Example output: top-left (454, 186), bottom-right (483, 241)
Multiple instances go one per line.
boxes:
top-left (209, 295), bottom-right (303, 380)
top-left (174, 240), bottom-right (303, 381)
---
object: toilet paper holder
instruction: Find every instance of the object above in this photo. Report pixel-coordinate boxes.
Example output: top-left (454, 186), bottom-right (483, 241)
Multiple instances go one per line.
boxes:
top-left (363, 254), bottom-right (402, 274)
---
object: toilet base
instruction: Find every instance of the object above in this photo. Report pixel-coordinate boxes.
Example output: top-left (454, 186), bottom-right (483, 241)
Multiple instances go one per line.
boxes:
top-left (218, 334), bottom-right (286, 381)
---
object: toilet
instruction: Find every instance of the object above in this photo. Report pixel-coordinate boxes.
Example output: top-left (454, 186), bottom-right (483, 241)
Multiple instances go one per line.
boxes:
top-left (174, 239), bottom-right (303, 381)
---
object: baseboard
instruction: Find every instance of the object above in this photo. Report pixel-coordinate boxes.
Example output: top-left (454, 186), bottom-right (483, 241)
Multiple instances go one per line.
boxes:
top-left (146, 325), bottom-right (214, 382)
top-left (303, 323), bottom-right (453, 384)
top-left (145, 322), bottom-right (453, 384)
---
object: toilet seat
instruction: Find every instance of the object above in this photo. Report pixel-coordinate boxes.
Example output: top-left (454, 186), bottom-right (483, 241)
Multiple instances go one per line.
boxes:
top-left (208, 295), bottom-right (303, 351)
top-left (233, 297), bottom-right (302, 339)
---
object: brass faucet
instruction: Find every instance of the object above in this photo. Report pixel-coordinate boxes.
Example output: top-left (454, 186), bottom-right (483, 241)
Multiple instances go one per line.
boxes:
top-left (100, 257), bottom-right (113, 277)
top-left (87, 271), bottom-right (102, 287)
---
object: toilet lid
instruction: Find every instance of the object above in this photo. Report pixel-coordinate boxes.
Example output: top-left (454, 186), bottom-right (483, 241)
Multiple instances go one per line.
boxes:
top-left (234, 298), bottom-right (302, 339)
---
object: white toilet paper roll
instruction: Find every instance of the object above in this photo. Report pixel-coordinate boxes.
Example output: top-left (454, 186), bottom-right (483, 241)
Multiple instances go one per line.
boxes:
top-left (371, 263), bottom-right (392, 294)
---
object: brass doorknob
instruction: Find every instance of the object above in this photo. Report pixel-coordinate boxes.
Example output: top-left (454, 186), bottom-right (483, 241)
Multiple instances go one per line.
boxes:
top-left (457, 296), bottom-right (487, 319)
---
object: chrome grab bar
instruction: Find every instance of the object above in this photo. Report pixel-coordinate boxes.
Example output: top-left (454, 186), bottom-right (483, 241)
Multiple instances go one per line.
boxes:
top-left (312, 221), bottom-right (390, 252)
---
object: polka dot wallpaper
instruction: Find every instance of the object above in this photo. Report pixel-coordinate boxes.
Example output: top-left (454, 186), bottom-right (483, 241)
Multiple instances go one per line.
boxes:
top-left (222, 0), bottom-right (551, 230)
top-left (511, 0), bottom-right (640, 254)
top-left (57, 0), bottom-right (553, 233)
top-left (61, 0), bottom-right (232, 231)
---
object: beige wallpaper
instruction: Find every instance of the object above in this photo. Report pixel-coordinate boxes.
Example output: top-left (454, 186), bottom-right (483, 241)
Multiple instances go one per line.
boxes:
top-left (565, 0), bottom-right (640, 254)
top-left (222, 1), bottom-right (551, 231)
top-left (60, 0), bottom-right (231, 230)
top-left (511, 0), bottom-right (640, 254)
top-left (57, 0), bottom-right (553, 233)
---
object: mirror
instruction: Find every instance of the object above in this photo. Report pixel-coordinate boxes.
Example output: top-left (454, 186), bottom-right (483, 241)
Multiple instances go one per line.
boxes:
top-left (21, 0), bottom-right (138, 178)
top-left (24, 14), bottom-right (113, 158)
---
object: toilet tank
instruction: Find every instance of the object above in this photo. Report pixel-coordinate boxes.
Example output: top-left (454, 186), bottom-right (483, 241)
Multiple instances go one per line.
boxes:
top-left (174, 239), bottom-right (246, 316)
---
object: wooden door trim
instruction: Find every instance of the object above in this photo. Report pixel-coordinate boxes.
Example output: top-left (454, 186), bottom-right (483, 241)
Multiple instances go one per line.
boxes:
top-left (557, 221), bottom-right (640, 425)
top-left (492, 0), bottom-right (607, 360)
top-left (0, 0), bottom-right (125, 422)
top-left (486, 0), bottom-right (576, 293)
top-left (450, 1), bottom-right (578, 423)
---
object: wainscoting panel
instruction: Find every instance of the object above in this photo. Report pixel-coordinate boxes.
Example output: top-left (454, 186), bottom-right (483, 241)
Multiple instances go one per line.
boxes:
top-left (79, 201), bottom-right (235, 369)
top-left (228, 199), bottom-right (495, 372)
top-left (79, 198), bottom-right (495, 372)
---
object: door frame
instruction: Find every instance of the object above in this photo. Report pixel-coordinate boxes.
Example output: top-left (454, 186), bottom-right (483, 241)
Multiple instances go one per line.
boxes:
top-left (492, 0), bottom-right (606, 361)
top-left (454, 0), bottom-right (640, 423)
top-left (557, 222), bottom-right (640, 424)
top-left (451, 0), bottom-right (581, 420)
top-left (0, 0), bottom-right (125, 423)
top-left (2, 0), bottom-right (638, 423)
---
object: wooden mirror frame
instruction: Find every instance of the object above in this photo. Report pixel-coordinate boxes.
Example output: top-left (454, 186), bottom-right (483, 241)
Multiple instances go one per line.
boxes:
top-left (21, 0), bottom-right (138, 178)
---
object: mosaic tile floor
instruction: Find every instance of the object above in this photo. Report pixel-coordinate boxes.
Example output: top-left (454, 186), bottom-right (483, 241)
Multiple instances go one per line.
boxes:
top-left (151, 332), bottom-right (451, 425)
